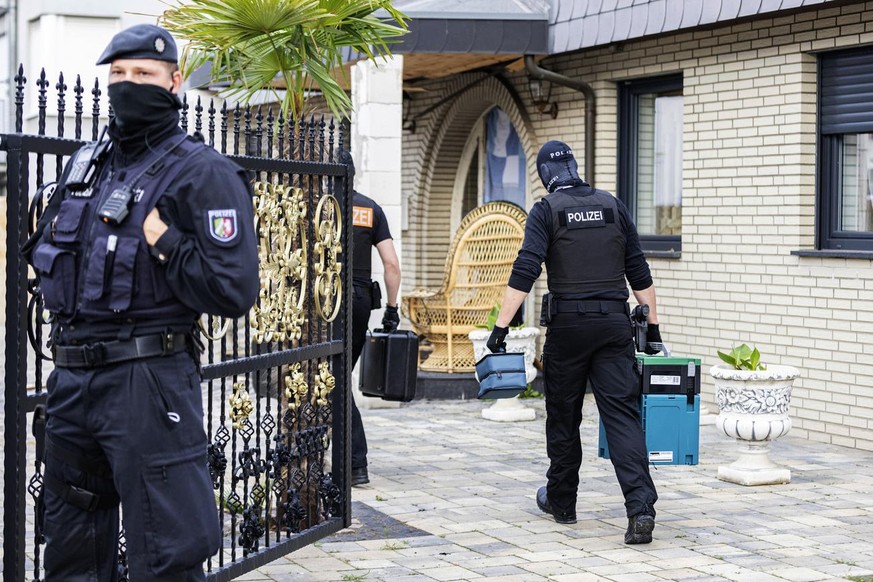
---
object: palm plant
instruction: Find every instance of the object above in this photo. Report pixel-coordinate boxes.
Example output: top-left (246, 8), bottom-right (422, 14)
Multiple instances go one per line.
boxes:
top-left (160, 0), bottom-right (407, 119)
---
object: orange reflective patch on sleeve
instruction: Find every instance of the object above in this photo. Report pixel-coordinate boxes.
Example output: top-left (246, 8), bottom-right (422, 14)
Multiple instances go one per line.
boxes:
top-left (352, 206), bottom-right (373, 228)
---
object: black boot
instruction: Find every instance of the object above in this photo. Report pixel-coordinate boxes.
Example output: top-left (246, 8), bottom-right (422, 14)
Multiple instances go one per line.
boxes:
top-left (624, 513), bottom-right (655, 544)
top-left (351, 467), bottom-right (369, 487)
top-left (535, 486), bottom-right (576, 524)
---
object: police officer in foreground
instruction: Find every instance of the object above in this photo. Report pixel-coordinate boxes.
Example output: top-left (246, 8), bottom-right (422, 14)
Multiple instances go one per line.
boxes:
top-left (487, 141), bottom-right (663, 544)
top-left (339, 149), bottom-right (402, 487)
top-left (23, 24), bottom-right (259, 580)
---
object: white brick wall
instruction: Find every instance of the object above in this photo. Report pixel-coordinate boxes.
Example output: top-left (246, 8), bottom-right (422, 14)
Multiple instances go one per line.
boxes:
top-left (400, 2), bottom-right (873, 451)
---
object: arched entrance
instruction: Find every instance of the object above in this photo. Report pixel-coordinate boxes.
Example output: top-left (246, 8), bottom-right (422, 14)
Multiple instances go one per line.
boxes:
top-left (407, 75), bottom-right (538, 289)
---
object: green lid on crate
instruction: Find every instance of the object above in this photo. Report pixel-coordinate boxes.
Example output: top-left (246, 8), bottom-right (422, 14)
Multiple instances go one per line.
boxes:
top-left (635, 354), bottom-right (701, 366)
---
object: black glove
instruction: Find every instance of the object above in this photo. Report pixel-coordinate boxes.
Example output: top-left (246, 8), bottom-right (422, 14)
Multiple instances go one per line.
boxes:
top-left (381, 305), bottom-right (400, 332)
top-left (487, 325), bottom-right (509, 353)
top-left (645, 324), bottom-right (664, 355)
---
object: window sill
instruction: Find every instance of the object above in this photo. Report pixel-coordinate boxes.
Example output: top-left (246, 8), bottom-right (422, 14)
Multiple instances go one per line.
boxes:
top-left (791, 249), bottom-right (873, 259)
top-left (644, 250), bottom-right (681, 259)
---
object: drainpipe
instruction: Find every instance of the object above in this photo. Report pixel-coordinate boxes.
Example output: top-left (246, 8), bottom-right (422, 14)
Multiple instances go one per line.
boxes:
top-left (524, 55), bottom-right (596, 187)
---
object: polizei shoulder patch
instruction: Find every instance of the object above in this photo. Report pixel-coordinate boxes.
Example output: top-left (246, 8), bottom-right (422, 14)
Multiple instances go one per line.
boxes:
top-left (206, 209), bottom-right (239, 245)
top-left (560, 205), bottom-right (613, 229)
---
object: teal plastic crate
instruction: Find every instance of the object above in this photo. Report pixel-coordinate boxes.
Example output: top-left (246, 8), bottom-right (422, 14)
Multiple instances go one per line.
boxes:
top-left (598, 394), bottom-right (700, 466)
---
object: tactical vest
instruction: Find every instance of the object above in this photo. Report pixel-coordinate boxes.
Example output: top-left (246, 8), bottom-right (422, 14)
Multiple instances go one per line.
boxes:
top-left (544, 185), bottom-right (627, 297)
top-left (31, 134), bottom-right (201, 326)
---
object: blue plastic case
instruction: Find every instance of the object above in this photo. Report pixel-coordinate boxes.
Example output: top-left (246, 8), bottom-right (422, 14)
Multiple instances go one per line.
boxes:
top-left (474, 352), bottom-right (527, 399)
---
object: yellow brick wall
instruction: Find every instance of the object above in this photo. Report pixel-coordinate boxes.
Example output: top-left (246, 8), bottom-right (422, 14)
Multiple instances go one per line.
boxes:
top-left (400, 1), bottom-right (873, 450)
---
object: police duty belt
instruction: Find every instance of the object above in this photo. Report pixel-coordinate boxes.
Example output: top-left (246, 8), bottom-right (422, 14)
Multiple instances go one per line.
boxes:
top-left (53, 332), bottom-right (188, 368)
top-left (553, 300), bottom-right (629, 315)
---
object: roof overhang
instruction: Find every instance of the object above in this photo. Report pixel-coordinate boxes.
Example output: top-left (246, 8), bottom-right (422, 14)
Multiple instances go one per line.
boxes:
top-left (389, 16), bottom-right (548, 55)
top-left (385, 0), bottom-right (549, 55)
top-left (186, 1), bottom-right (550, 93)
top-left (186, 53), bottom-right (530, 93)
top-left (351, 1), bottom-right (549, 84)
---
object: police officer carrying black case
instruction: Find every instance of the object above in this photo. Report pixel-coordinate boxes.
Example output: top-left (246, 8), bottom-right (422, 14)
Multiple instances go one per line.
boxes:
top-left (340, 149), bottom-right (403, 486)
top-left (487, 141), bottom-right (665, 545)
top-left (22, 24), bottom-right (259, 581)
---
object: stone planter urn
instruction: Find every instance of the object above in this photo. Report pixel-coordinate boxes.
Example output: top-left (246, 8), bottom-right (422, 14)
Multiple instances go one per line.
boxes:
top-left (710, 364), bottom-right (799, 485)
top-left (469, 327), bottom-right (540, 422)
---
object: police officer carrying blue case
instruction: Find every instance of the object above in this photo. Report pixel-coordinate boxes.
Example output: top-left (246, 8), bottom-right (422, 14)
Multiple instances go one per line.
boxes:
top-left (485, 140), bottom-right (665, 545)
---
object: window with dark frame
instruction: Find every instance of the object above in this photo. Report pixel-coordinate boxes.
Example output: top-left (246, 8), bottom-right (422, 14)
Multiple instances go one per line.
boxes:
top-left (818, 47), bottom-right (873, 252)
top-left (617, 74), bottom-right (684, 254)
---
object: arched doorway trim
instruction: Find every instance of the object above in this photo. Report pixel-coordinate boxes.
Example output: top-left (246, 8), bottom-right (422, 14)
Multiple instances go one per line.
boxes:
top-left (408, 73), bottom-right (539, 287)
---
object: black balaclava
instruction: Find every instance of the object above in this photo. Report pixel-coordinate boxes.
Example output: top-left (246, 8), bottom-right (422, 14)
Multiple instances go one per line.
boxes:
top-left (107, 81), bottom-right (181, 159)
top-left (536, 140), bottom-right (584, 193)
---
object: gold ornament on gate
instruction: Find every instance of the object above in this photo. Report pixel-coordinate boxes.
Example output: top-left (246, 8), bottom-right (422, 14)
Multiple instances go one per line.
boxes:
top-left (313, 194), bottom-right (342, 322)
top-left (314, 361), bottom-right (335, 407)
top-left (284, 363), bottom-right (308, 412)
top-left (250, 182), bottom-right (308, 342)
top-left (198, 313), bottom-right (230, 341)
top-left (228, 381), bottom-right (254, 430)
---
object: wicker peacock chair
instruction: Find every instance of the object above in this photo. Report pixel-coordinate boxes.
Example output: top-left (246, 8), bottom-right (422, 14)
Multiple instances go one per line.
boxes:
top-left (402, 201), bottom-right (527, 373)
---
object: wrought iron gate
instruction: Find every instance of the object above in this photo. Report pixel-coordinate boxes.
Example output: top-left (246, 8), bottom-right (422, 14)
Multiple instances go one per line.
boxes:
top-left (2, 66), bottom-right (353, 581)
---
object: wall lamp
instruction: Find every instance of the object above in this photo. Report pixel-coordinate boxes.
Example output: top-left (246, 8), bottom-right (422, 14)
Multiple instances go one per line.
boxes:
top-left (528, 76), bottom-right (558, 119)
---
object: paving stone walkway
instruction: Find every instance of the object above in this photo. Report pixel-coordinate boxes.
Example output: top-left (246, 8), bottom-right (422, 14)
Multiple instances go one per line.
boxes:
top-left (237, 397), bottom-right (873, 581)
top-left (4, 361), bottom-right (873, 581)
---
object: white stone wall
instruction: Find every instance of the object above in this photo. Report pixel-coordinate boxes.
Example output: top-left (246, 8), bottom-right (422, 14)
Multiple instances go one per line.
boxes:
top-left (351, 55), bottom-right (404, 331)
top-left (400, 1), bottom-right (873, 450)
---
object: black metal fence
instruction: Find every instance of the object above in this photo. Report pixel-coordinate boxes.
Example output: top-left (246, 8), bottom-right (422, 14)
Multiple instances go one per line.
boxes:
top-left (2, 66), bottom-right (353, 581)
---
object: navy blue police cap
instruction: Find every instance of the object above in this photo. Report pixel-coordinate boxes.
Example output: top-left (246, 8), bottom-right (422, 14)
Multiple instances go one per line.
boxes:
top-left (96, 24), bottom-right (178, 65)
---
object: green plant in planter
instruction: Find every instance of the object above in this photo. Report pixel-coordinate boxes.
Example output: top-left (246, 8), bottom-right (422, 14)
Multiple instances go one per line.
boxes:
top-left (519, 383), bottom-right (543, 399)
top-left (478, 304), bottom-right (501, 331)
top-left (717, 343), bottom-right (767, 371)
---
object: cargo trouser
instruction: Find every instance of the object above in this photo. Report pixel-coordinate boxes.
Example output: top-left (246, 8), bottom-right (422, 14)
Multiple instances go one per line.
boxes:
top-left (350, 281), bottom-right (373, 470)
top-left (43, 351), bottom-right (220, 581)
top-left (542, 310), bottom-right (658, 519)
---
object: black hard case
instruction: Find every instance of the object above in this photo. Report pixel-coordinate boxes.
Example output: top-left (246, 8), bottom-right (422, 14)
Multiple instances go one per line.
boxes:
top-left (359, 330), bottom-right (418, 402)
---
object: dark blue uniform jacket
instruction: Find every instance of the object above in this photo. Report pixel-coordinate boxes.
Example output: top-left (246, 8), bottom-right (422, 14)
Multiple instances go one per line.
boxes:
top-left (24, 126), bottom-right (259, 342)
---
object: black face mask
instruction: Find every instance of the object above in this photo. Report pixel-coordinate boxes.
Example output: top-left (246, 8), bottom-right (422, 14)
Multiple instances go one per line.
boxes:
top-left (108, 81), bottom-right (181, 131)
